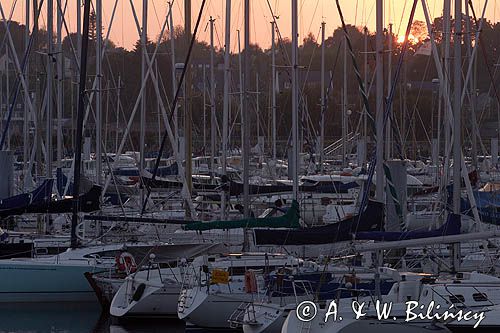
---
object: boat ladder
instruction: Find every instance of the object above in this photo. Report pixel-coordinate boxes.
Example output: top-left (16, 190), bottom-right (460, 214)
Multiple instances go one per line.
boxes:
top-left (228, 301), bottom-right (253, 329)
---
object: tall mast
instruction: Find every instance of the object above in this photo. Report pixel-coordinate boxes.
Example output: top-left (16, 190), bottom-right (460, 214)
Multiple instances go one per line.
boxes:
top-left (271, 20), bottom-right (277, 161)
top-left (451, 0), bottom-right (462, 272)
top-left (464, 3), bottom-right (478, 169)
top-left (203, 64), bottom-right (207, 148)
top-left (363, 26), bottom-right (368, 141)
top-left (76, 0), bottom-right (81, 148)
top-left (184, 0), bottom-right (193, 218)
top-left (209, 16), bottom-right (216, 179)
top-left (23, 0), bottom-right (30, 190)
top-left (256, 73), bottom-right (260, 148)
top-left (237, 30), bottom-right (244, 157)
top-left (71, 0), bottom-right (91, 249)
top-left (342, 35), bottom-right (347, 167)
top-left (291, 0), bottom-right (299, 200)
top-left (442, 0), bottom-right (451, 188)
top-left (320, 21), bottom-right (325, 173)
top-left (221, 0), bottom-right (231, 220)
top-left (56, 0), bottom-right (63, 165)
top-left (242, 0), bottom-right (250, 218)
top-left (96, 0), bottom-right (102, 184)
top-left (139, 0), bottom-right (147, 205)
top-left (168, 2), bottom-right (177, 142)
top-left (46, 0), bottom-right (54, 178)
top-left (375, 0), bottom-right (384, 201)
top-left (385, 23), bottom-right (393, 160)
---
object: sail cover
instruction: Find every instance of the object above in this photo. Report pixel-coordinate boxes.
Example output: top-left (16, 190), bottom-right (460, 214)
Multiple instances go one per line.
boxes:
top-left (0, 179), bottom-right (54, 218)
top-left (254, 200), bottom-right (384, 245)
top-left (355, 213), bottom-right (461, 241)
top-left (182, 200), bottom-right (301, 231)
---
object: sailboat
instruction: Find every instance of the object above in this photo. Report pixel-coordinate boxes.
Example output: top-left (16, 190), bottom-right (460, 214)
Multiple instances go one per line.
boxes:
top-left (0, 0), bottom-right (117, 303)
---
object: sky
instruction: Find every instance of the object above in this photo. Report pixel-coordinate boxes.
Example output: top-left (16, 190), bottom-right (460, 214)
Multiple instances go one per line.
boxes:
top-left (0, 0), bottom-right (498, 51)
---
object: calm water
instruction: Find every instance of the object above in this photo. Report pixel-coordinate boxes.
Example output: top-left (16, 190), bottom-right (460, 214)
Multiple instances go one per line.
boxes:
top-left (0, 303), bottom-right (235, 333)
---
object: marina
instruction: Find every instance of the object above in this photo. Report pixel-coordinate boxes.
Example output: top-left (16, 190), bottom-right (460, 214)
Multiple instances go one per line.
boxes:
top-left (2, 0), bottom-right (500, 332)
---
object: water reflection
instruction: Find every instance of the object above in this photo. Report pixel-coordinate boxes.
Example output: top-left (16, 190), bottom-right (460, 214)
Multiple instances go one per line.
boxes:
top-left (0, 303), bottom-right (225, 333)
top-left (108, 319), bottom-right (185, 333)
top-left (0, 303), bottom-right (102, 333)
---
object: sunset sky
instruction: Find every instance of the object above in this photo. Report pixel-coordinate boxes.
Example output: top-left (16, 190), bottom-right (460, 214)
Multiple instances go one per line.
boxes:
top-left (1, 0), bottom-right (498, 51)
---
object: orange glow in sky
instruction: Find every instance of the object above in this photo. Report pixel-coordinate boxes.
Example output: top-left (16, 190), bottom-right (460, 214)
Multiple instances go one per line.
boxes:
top-left (397, 33), bottom-right (419, 44)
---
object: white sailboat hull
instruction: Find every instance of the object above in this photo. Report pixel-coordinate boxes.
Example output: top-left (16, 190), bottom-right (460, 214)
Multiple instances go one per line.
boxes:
top-left (0, 261), bottom-right (104, 302)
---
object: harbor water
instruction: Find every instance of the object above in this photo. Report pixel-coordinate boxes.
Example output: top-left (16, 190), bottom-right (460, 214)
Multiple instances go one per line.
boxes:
top-left (0, 303), bottom-right (220, 333)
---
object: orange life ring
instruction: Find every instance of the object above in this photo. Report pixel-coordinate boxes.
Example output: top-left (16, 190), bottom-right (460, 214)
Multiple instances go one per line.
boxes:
top-left (116, 252), bottom-right (137, 273)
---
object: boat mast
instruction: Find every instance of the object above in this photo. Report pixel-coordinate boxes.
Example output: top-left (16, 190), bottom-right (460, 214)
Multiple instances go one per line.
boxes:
top-left (23, 0), bottom-right (30, 190)
top-left (243, 0), bottom-right (250, 217)
top-left (375, 0), bottom-right (384, 201)
top-left (46, 0), bottom-right (54, 179)
top-left (363, 26), bottom-right (368, 142)
top-left (385, 23), bottom-right (392, 160)
top-left (451, 0), bottom-right (462, 272)
top-left (374, 0), bottom-right (384, 301)
top-left (96, 0), bottom-right (102, 185)
top-left (203, 64), bottom-right (207, 148)
top-left (342, 35), bottom-right (348, 167)
top-left (320, 21), bottom-right (325, 173)
top-left (168, 2), bottom-right (177, 143)
top-left (56, 0), bottom-right (63, 187)
top-left (210, 16), bottom-right (216, 180)
top-left (221, 0), bottom-right (231, 220)
top-left (237, 30), bottom-right (244, 161)
top-left (184, 0), bottom-right (193, 219)
top-left (442, 0), bottom-right (451, 192)
top-left (139, 0), bottom-right (147, 203)
top-left (291, 0), bottom-right (299, 200)
top-left (271, 20), bottom-right (277, 162)
top-left (76, 0), bottom-right (81, 148)
top-left (71, 0), bottom-right (92, 249)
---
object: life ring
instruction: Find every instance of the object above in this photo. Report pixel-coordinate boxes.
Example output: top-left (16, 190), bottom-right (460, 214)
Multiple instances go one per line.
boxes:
top-left (116, 251), bottom-right (137, 273)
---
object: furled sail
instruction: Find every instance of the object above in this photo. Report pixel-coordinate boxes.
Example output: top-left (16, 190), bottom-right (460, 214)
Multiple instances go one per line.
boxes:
top-left (254, 200), bottom-right (384, 245)
top-left (182, 200), bottom-right (300, 231)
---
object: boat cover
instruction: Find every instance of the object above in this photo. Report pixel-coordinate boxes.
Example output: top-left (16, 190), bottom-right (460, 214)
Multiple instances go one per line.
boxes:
top-left (182, 200), bottom-right (301, 231)
top-left (253, 200), bottom-right (384, 245)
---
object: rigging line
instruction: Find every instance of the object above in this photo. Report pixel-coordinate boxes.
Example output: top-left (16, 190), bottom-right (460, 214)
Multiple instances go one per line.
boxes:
top-left (355, 0), bottom-right (359, 26)
top-left (265, 0), bottom-right (313, 133)
top-left (0, 0), bottom-right (19, 55)
top-left (337, 0), bottom-right (418, 233)
top-left (402, 54), bottom-right (434, 147)
top-left (395, 0), bottom-right (408, 38)
top-left (304, 0), bottom-right (321, 41)
top-left (151, 0), bottom-right (163, 31)
top-left (468, 0), bottom-right (500, 110)
top-left (0, 0), bottom-right (45, 150)
top-left (141, 0), bottom-right (207, 216)
top-left (322, 40), bottom-right (343, 137)
top-left (299, 26), bottom-right (322, 94)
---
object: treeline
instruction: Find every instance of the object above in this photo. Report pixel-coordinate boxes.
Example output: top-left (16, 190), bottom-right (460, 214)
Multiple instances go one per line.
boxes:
top-left (1, 15), bottom-right (499, 159)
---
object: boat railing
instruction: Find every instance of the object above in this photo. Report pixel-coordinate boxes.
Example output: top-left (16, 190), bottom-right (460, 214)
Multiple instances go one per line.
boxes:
top-left (291, 279), bottom-right (314, 306)
top-left (333, 287), bottom-right (376, 306)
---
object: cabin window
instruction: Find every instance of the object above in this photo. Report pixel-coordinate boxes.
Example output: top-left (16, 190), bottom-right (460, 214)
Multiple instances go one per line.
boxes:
top-left (448, 295), bottom-right (465, 304)
top-left (472, 293), bottom-right (488, 302)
